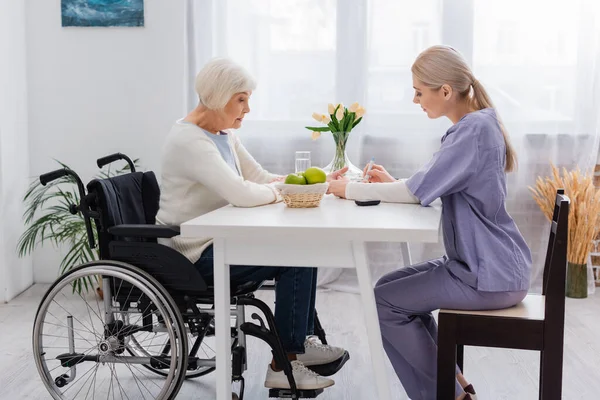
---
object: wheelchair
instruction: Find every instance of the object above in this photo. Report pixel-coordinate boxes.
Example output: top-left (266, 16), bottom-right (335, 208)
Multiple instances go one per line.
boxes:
top-left (32, 153), bottom-right (348, 400)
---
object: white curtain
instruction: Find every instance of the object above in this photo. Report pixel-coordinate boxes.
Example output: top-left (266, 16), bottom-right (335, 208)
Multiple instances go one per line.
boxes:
top-left (185, 0), bottom-right (600, 292)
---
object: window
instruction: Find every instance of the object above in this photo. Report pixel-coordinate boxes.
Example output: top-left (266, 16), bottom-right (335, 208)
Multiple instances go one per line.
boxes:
top-left (222, 0), bottom-right (337, 121)
top-left (367, 0), bottom-right (442, 114)
top-left (496, 21), bottom-right (518, 59)
top-left (473, 0), bottom-right (580, 125)
top-left (197, 0), bottom-right (593, 134)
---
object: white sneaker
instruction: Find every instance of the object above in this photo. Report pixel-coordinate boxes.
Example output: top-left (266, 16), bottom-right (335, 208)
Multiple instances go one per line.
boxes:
top-left (264, 360), bottom-right (335, 390)
top-left (296, 337), bottom-right (346, 366)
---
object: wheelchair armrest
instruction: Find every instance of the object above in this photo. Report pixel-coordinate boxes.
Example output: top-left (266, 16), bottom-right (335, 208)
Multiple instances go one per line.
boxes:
top-left (108, 224), bottom-right (180, 238)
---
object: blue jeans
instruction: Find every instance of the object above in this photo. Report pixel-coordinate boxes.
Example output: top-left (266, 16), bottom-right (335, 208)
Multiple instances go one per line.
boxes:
top-left (195, 245), bottom-right (318, 353)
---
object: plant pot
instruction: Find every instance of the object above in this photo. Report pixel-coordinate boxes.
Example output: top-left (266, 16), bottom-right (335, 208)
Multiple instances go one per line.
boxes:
top-left (566, 262), bottom-right (588, 298)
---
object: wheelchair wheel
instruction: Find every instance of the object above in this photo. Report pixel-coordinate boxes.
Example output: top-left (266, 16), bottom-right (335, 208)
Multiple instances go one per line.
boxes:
top-left (125, 311), bottom-right (238, 379)
top-left (32, 261), bottom-right (188, 400)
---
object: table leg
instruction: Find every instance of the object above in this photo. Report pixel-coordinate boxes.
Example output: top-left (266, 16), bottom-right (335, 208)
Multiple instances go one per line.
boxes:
top-left (353, 240), bottom-right (391, 400)
top-left (401, 242), bottom-right (412, 266)
top-left (213, 238), bottom-right (232, 399)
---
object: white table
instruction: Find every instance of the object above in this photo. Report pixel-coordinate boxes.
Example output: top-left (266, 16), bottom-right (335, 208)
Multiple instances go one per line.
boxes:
top-left (181, 196), bottom-right (442, 400)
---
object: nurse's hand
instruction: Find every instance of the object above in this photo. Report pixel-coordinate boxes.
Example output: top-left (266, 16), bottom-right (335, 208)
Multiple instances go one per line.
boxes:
top-left (363, 164), bottom-right (396, 183)
top-left (327, 177), bottom-right (349, 198)
top-left (326, 166), bottom-right (349, 182)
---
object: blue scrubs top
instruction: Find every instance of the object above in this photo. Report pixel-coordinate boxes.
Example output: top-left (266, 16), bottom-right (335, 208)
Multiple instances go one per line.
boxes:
top-left (406, 108), bottom-right (532, 292)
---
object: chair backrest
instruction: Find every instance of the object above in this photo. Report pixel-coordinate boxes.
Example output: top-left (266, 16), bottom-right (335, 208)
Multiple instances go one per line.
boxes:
top-left (87, 171), bottom-right (160, 259)
top-left (541, 189), bottom-right (570, 324)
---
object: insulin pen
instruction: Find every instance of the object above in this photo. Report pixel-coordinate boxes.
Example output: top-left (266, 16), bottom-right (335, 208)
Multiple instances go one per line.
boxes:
top-left (364, 157), bottom-right (375, 181)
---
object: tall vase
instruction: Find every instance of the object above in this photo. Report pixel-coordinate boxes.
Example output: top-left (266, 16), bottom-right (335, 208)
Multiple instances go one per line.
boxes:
top-left (323, 132), bottom-right (362, 180)
top-left (566, 262), bottom-right (588, 298)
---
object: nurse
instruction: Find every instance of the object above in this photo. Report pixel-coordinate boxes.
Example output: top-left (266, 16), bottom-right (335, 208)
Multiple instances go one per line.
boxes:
top-left (327, 45), bottom-right (532, 400)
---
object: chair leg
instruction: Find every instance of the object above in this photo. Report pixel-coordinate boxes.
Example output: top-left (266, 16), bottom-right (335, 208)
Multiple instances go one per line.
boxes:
top-left (539, 348), bottom-right (563, 400)
top-left (457, 344), bottom-right (464, 373)
top-left (437, 313), bottom-right (458, 400)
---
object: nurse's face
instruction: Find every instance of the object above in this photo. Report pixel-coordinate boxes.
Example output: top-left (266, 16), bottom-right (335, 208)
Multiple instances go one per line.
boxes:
top-left (412, 75), bottom-right (451, 119)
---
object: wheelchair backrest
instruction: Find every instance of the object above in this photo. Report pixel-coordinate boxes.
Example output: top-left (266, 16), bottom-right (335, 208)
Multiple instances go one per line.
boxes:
top-left (86, 171), bottom-right (210, 296)
top-left (87, 171), bottom-right (160, 259)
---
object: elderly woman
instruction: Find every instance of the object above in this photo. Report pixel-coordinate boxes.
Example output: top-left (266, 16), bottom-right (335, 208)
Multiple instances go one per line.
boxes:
top-left (156, 58), bottom-right (348, 391)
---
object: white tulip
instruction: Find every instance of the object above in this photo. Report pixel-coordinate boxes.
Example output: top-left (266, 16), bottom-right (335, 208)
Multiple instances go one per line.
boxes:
top-left (311, 131), bottom-right (321, 140)
top-left (335, 107), bottom-right (344, 121)
top-left (349, 102), bottom-right (360, 112)
top-left (328, 103), bottom-right (335, 115)
top-left (355, 106), bottom-right (366, 118)
top-left (322, 114), bottom-right (331, 124)
top-left (312, 112), bottom-right (323, 122)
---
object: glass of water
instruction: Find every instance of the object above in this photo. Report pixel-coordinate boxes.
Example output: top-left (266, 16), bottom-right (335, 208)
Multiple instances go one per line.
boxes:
top-left (295, 151), bottom-right (311, 173)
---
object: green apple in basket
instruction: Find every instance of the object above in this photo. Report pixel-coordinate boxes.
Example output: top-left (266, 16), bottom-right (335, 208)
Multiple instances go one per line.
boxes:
top-left (283, 167), bottom-right (326, 185)
top-left (284, 173), bottom-right (307, 185)
top-left (303, 167), bottom-right (327, 184)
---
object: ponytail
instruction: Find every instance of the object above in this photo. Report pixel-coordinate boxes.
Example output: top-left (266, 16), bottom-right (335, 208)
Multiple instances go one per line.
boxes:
top-left (471, 80), bottom-right (517, 172)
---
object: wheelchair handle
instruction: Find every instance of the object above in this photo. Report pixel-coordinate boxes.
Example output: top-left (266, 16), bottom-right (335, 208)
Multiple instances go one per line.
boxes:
top-left (97, 153), bottom-right (136, 172)
top-left (40, 167), bottom-right (86, 200)
top-left (40, 168), bottom-right (71, 186)
top-left (39, 167), bottom-right (97, 249)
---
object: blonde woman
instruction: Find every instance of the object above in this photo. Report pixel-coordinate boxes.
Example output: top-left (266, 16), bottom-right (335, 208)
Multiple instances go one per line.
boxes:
top-left (157, 58), bottom-right (349, 390)
top-left (328, 45), bottom-right (532, 400)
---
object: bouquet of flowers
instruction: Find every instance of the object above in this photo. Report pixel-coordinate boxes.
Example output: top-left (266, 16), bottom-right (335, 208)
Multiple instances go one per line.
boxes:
top-left (305, 102), bottom-right (366, 173)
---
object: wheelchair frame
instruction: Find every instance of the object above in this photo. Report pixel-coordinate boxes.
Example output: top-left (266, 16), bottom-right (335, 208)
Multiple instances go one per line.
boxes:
top-left (32, 153), bottom-right (337, 400)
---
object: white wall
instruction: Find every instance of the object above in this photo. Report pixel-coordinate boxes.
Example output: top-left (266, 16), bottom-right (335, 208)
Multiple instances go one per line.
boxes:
top-left (0, 0), bottom-right (33, 302)
top-left (26, 0), bottom-right (186, 283)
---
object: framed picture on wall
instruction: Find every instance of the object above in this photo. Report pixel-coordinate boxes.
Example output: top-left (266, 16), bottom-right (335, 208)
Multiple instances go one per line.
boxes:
top-left (61, 0), bottom-right (144, 27)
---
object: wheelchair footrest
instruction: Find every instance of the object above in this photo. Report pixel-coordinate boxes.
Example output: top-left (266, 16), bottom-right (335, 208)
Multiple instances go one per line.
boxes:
top-left (306, 350), bottom-right (350, 377)
top-left (268, 388), bottom-right (324, 398)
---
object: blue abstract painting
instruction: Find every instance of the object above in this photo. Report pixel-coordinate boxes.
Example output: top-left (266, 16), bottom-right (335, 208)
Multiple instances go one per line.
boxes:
top-left (61, 0), bottom-right (144, 27)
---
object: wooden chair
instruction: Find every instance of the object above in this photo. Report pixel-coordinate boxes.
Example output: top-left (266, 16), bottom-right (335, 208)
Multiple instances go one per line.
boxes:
top-left (436, 189), bottom-right (570, 400)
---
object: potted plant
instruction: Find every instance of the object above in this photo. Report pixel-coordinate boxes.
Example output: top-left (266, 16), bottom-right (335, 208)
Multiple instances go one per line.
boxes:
top-left (18, 159), bottom-right (138, 295)
top-left (530, 164), bottom-right (600, 298)
top-left (306, 102), bottom-right (366, 179)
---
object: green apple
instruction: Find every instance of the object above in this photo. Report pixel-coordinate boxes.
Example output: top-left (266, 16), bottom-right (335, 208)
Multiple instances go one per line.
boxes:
top-left (303, 167), bottom-right (327, 184)
top-left (284, 173), bottom-right (307, 185)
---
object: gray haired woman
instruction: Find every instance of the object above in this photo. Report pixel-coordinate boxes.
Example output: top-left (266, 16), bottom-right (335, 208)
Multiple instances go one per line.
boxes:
top-left (156, 58), bottom-right (349, 390)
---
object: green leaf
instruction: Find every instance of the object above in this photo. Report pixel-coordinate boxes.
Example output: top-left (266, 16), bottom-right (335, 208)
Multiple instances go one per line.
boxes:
top-left (305, 126), bottom-right (331, 132)
top-left (330, 105), bottom-right (342, 132)
top-left (82, 274), bottom-right (89, 293)
top-left (352, 117), bottom-right (363, 128)
top-left (343, 112), bottom-right (356, 133)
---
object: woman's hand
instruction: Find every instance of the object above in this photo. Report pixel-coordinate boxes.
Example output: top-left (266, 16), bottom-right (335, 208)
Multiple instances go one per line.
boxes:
top-left (327, 176), bottom-right (349, 198)
top-left (363, 164), bottom-right (396, 183)
top-left (269, 176), bottom-right (286, 183)
top-left (326, 166), bottom-right (349, 182)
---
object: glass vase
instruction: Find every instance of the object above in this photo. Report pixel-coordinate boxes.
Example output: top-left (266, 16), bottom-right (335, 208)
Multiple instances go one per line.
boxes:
top-left (322, 134), bottom-right (363, 180)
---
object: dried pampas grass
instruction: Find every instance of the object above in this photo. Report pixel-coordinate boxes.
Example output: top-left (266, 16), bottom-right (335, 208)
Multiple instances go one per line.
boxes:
top-left (529, 164), bottom-right (600, 265)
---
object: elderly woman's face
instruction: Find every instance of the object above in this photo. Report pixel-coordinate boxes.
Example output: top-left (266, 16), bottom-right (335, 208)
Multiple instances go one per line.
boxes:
top-left (222, 91), bottom-right (251, 129)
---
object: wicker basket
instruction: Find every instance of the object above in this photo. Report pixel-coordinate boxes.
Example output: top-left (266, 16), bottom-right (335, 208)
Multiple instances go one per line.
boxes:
top-left (274, 183), bottom-right (328, 208)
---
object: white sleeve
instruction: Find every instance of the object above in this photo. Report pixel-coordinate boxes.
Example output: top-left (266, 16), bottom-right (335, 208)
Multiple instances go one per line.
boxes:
top-left (181, 138), bottom-right (280, 208)
top-left (232, 134), bottom-right (281, 184)
top-left (345, 179), bottom-right (420, 204)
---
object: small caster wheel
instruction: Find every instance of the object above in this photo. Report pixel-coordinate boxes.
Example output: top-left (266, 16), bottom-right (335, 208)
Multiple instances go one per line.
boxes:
top-left (55, 374), bottom-right (69, 388)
